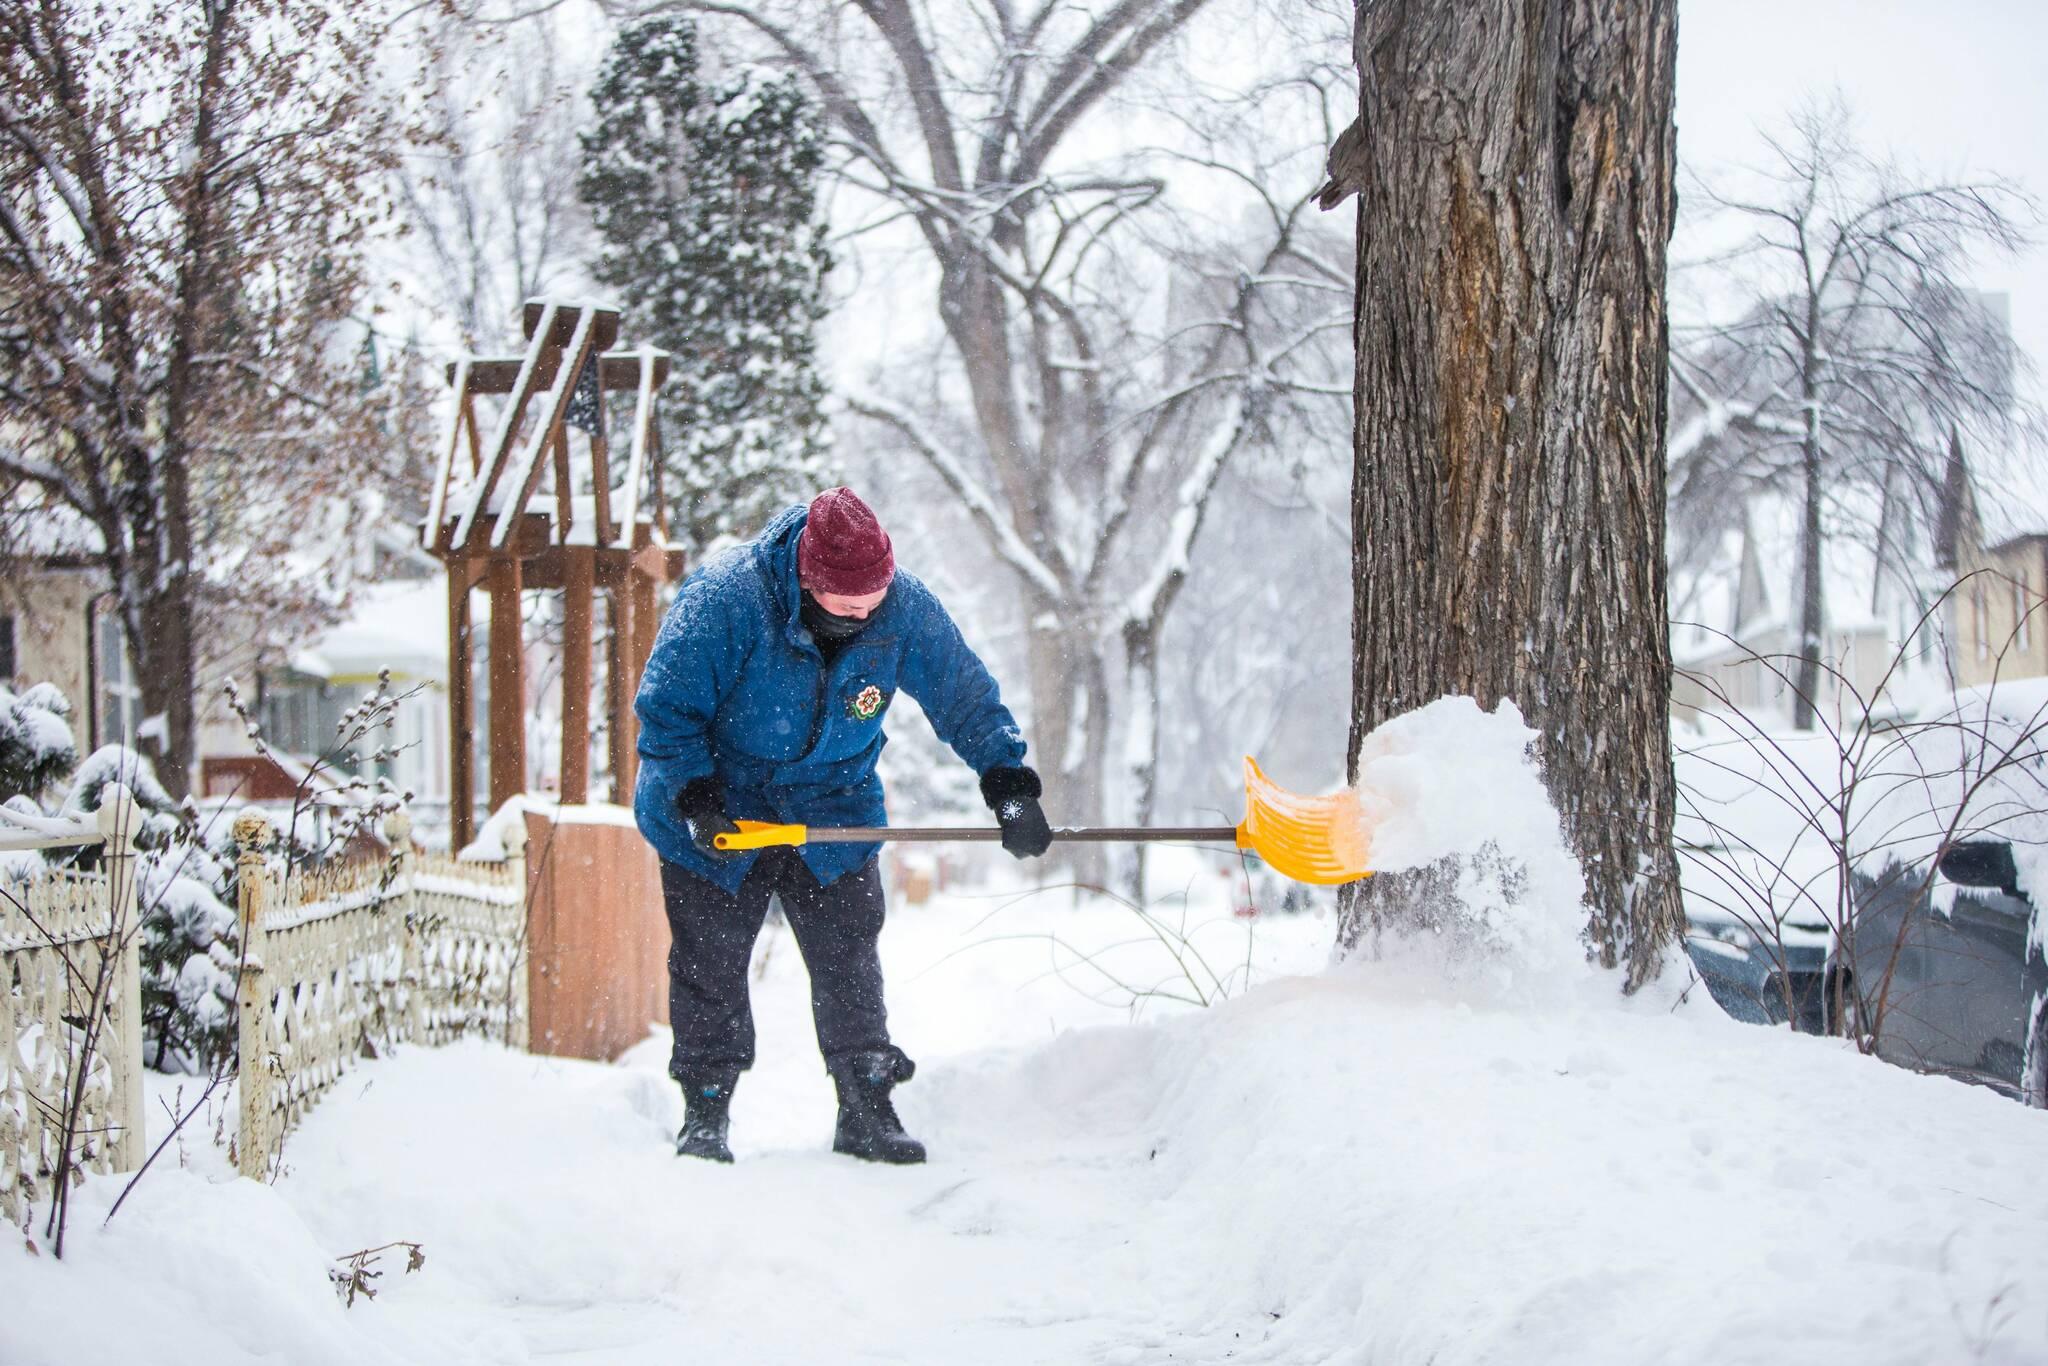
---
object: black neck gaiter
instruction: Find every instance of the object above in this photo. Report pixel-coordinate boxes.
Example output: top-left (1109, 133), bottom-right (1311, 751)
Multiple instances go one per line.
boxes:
top-left (801, 590), bottom-right (873, 646)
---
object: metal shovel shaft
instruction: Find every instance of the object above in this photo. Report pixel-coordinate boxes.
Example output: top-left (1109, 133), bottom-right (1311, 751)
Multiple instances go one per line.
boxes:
top-left (715, 756), bottom-right (1373, 885)
top-left (799, 826), bottom-right (1240, 843)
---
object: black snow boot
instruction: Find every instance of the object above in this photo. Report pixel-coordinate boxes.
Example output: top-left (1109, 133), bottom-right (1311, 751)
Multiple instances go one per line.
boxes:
top-left (826, 1048), bottom-right (926, 1165)
top-left (675, 1070), bottom-right (739, 1163)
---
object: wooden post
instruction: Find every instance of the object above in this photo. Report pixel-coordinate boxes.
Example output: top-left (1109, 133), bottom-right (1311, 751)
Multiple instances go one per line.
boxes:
top-left (551, 424), bottom-right (575, 537)
top-left (628, 561), bottom-right (659, 785)
top-left (488, 555), bottom-right (527, 814)
top-left (462, 390), bottom-right (482, 475)
top-left (647, 411), bottom-right (668, 531)
top-left (95, 784), bottom-right (144, 1172)
top-left (503, 812), bottom-right (531, 1053)
top-left (589, 401), bottom-right (615, 548)
top-left (561, 548), bottom-right (594, 804)
top-left (607, 583), bottom-right (635, 802)
top-left (233, 812), bottom-right (275, 1180)
top-left (448, 559), bottom-right (477, 851)
top-left (387, 807), bottom-right (424, 1045)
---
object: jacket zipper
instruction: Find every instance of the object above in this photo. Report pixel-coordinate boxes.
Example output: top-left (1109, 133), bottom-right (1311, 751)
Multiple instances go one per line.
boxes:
top-left (803, 649), bottom-right (830, 756)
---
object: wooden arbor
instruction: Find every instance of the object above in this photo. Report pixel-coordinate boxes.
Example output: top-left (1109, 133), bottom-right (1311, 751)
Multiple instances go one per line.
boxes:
top-left (423, 300), bottom-right (685, 848)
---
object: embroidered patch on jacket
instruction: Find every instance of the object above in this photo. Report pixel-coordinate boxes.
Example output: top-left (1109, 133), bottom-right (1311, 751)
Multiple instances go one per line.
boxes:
top-left (846, 684), bottom-right (888, 721)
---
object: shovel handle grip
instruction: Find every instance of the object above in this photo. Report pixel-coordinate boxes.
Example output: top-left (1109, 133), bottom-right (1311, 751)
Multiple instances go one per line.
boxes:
top-left (715, 820), bottom-right (808, 850)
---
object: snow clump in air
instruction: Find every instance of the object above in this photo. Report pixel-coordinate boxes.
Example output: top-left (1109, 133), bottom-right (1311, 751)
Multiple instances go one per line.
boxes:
top-left (1344, 695), bottom-right (1590, 993)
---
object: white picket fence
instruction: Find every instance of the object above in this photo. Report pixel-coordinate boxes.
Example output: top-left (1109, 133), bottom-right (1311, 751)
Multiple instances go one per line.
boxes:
top-left (232, 809), bottom-right (529, 1179)
top-left (0, 788), bottom-right (144, 1229)
top-left (2, 795), bottom-right (528, 1222)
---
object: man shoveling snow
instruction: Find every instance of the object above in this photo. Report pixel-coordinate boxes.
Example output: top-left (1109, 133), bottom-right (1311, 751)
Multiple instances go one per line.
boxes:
top-left (633, 487), bottom-right (1054, 1165)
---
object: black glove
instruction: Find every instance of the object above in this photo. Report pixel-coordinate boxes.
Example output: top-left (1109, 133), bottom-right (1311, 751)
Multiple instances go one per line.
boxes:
top-left (980, 765), bottom-right (1053, 859)
top-left (676, 777), bottom-right (741, 859)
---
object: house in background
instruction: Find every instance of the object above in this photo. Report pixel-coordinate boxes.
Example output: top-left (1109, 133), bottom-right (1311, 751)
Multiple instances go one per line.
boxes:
top-left (1937, 441), bottom-right (2048, 689)
top-left (197, 573), bottom-right (455, 826)
top-left (2, 493), bottom-right (465, 842)
top-left (8, 500), bottom-right (644, 848)
top-left (1953, 532), bottom-right (2048, 686)
top-left (1672, 433), bottom-right (2047, 730)
top-left (1669, 498), bottom-right (1944, 729)
top-left (0, 508), bottom-right (144, 754)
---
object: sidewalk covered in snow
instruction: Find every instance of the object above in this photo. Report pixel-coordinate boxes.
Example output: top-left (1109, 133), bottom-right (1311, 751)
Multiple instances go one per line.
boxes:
top-left (7, 877), bottom-right (2044, 1366)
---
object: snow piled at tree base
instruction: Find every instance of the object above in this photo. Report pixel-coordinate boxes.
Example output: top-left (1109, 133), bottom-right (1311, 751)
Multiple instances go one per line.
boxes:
top-left (1338, 696), bottom-right (1594, 996)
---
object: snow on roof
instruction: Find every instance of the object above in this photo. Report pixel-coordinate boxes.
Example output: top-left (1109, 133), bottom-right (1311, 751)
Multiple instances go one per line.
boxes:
top-left (1986, 528), bottom-right (2048, 556)
top-left (1965, 438), bottom-right (2048, 547)
top-left (3, 498), bottom-right (105, 560)
top-left (302, 578), bottom-right (452, 683)
top-left (1671, 491), bottom-right (1907, 661)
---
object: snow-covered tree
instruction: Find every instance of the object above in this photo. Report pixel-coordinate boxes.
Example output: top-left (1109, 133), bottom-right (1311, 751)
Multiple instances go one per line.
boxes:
top-left (0, 683), bottom-right (78, 808)
top-left (672, 0), bottom-right (1353, 868)
top-left (392, 12), bottom-right (596, 353)
top-left (1669, 100), bottom-right (2037, 730)
top-left (580, 18), bottom-right (833, 556)
top-left (0, 0), bottom-right (420, 799)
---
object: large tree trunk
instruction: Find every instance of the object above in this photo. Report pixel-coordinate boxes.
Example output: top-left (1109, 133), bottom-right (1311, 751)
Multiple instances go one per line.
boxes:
top-left (113, 0), bottom-right (234, 803)
top-left (1337, 0), bottom-right (1685, 988)
top-left (130, 577), bottom-right (199, 801)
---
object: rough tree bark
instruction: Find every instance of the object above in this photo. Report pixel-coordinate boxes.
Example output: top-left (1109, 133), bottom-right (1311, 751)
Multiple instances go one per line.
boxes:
top-left (134, 0), bottom-right (237, 801)
top-left (1336, 0), bottom-right (1686, 987)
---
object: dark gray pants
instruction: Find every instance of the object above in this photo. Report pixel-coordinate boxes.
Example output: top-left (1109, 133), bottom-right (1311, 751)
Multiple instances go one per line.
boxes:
top-left (660, 849), bottom-right (892, 1080)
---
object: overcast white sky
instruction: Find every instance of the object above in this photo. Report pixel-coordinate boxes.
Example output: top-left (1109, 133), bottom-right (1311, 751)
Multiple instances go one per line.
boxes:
top-left (1675, 0), bottom-right (2048, 379)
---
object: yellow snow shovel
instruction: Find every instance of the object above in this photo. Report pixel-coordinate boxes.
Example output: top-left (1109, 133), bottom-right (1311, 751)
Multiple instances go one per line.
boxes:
top-left (714, 756), bottom-right (1372, 886)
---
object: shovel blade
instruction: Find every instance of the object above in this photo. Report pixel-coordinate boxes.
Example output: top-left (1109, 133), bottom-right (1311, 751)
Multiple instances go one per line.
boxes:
top-left (1239, 756), bottom-right (1373, 886)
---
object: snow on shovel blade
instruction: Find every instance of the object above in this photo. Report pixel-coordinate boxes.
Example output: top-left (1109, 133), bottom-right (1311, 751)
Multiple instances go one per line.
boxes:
top-left (1238, 756), bottom-right (1373, 886)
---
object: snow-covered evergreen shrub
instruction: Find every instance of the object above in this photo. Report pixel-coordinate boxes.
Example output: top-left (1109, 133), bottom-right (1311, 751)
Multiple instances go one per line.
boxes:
top-left (0, 681), bottom-right (79, 806)
top-left (580, 18), bottom-right (834, 554)
top-left (61, 745), bottom-right (241, 1072)
top-left (63, 742), bottom-right (178, 834)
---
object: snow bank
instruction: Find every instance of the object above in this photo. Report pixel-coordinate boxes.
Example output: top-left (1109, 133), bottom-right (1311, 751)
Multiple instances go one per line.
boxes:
top-left (455, 795), bottom-right (634, 862)
top-left (921, 968), bottom-right (2048, 1366)
top-left (10, 893), bottom-right (2042, 1365)
top-left (1671, 680), bottom-right (2048, 933)
top-left (1345, 696), bottom-right (1590, 990)
top-left (455, 796), bottom-right (531, 862)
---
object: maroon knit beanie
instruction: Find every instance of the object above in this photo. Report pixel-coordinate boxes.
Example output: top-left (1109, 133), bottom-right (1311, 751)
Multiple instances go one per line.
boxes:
top-left (797, 488), bottom-right (896, 597)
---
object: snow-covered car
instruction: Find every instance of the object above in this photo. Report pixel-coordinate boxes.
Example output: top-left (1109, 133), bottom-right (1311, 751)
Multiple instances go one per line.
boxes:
top-left (1682, 893), bottom-right (1834, 1030)
top-left (1833, 841), bottom-right (2047, 1104)
top-left (1673, 720), bottom-right (1847, 1032)
top-left (1675, 680), bottom-right (2048, 1075)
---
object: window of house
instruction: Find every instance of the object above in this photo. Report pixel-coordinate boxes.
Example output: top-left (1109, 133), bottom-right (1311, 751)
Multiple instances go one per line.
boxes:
top-left (1972, 585), bottom-right (1990, 661)
top-left (0, 614), bottom-right (15, 685)
top-left (2015, 575), bottom-right (2033, 656)
top-left (258, 673), bottom-right (325, 759)
top-left (95, 608), bottom-right (140, 746)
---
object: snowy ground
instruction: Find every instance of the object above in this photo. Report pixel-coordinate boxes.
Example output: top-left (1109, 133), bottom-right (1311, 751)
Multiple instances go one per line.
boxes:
top-left (6, 857), bottom-right (2046, 1365)
top-left (8, 700), bottom-right (2047, 1364)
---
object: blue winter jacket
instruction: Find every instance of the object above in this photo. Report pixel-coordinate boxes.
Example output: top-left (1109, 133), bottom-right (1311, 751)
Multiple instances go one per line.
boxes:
top-left (633, 504), bottom-right (1027, 891)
